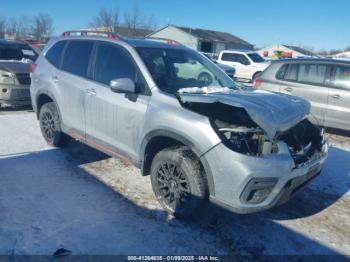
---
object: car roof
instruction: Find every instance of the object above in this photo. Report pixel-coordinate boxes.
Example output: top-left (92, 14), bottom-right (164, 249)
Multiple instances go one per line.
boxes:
top-left (272, 58), bottom-right (350, 65)
top-left (0, 39), bottom-right (28, 46)
top-left (221, 49), bottom-right (257, 54)
top-left (55, 34), bottom-right (189, 51)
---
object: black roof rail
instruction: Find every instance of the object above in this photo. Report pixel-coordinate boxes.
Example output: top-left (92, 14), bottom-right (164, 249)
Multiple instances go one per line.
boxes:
top-left (61, 30), bottom-right (123, 40)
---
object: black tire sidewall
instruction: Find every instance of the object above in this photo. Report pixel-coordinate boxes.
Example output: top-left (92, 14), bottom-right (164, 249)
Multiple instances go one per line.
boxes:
top-left (39, 102), bottom-right (66, 147)
top-left (150, 147), bottom-right (207, 218)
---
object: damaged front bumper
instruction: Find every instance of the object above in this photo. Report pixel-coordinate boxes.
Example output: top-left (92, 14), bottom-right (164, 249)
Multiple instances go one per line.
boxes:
top-left (202, 139), bottom-right (328, 214)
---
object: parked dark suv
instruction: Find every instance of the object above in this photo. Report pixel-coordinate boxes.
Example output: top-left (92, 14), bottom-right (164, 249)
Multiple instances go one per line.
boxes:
top-left (0, 39), bottom-right (37, 108)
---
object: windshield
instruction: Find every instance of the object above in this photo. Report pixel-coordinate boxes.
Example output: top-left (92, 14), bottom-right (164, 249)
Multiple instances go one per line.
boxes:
top-left (247, 53), bottom-right (265, 63)
top-left (0, 43), bottom-right (38, 62)
top-left (137, 47), bottom-right (237, 94)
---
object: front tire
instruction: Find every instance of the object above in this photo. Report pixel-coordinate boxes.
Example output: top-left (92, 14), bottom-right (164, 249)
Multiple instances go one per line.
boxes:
top-left (39, 102), bottom-right (70, 147)
top-left (150, 146), bottom-right (208, 219)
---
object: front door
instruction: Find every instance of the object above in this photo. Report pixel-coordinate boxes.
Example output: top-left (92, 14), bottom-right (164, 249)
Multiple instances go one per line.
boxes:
top-left (85, 42), bottom-right (150, 162)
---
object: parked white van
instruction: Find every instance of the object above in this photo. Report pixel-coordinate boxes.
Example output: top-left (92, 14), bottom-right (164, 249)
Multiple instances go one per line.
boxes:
top-left (217, 50), bottom-right (270, 82)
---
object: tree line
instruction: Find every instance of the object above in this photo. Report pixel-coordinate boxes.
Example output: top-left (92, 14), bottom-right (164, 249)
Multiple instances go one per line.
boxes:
top-left (88, 3), bottom-right (157, 36)
top-left (0, 3), bottom-right (156, 42)
top-left (0, 13), bottom-right (53, 41)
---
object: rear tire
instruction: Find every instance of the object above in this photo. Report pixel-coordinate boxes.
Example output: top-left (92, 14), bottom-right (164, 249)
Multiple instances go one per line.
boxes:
top-left (39, 102), bottom-right (70, 147)
top-left (150, 146), bottom-right (208, 219)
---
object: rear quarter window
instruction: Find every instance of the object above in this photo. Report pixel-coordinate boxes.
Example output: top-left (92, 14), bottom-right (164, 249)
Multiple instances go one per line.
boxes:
top-left (45, 41), bottom-right (67, 67)
top-left (284, 63), bottom-right (298, 81)
top-left (61, 40), bottom-right (94, 77)
top-left (276, 64), bottom-right (288, 79)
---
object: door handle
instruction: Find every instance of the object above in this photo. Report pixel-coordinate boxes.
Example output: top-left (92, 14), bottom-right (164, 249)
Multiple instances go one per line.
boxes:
top-left (331, 94), bottom-right (340, 99)
top-left (86, 88), bottom-right (96, 96)
top-left (52, 76), bottom-right (59, 83)
top-left (284, 87), bottom-right (293, 92)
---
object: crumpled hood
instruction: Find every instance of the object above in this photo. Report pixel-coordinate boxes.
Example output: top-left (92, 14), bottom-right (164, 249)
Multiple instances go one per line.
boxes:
top-left (0, 61), bottom-right (31, 74)
top-left (178, 88), bottom-right (311, 139)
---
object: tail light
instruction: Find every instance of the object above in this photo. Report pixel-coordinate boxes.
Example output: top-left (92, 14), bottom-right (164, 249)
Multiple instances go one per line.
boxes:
top-left (29, 63), bottom-right (37, 74)
top-left (253, 79), bottom-right (262, 89)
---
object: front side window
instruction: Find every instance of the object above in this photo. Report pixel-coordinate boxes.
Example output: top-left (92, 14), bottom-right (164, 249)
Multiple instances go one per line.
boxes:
top-left (94, 43), bottom-right (137, 85)
top-left (298, 64), bottom-right (327, 85)
top-left (221, 53), bottom-right (237, 62)
top-left (61, 41), bottom-right (94, 77)
top-left (46, 41), bottom-right (67, 67)
top-left (247, 53), bottom-right (265, 63)
top-left (221, 53), bottom-right (249, 65)
top-left (333, 65), bottom-right (350, 89)
top-left (137, 47), bottom-right (236, 94)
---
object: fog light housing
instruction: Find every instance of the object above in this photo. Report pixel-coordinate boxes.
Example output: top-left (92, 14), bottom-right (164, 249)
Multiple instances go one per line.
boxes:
top-left (240, 178), bottom-right (277, 204)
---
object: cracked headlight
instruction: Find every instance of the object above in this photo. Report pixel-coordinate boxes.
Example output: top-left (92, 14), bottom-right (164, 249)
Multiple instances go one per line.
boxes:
top-left (213, 120), bottom-right (278, 156)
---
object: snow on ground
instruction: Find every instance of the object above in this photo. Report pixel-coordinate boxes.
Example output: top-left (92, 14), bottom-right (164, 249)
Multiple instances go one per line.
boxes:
top-left (1, 111), bottom-right (350, 256)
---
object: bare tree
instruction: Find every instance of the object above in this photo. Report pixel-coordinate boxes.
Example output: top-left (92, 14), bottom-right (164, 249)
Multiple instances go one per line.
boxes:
top-left (124, 3), bottom-right (157, 36)
top-left (6, 17), bottom-right (19, 38)
top-left (89, 8), bottom-right (119, 33)
top-left (31, 13), bottom-right (54, 41)
top-left (17, 16), bottom-right (31, 38)
top-left (0, 17), bottom-right (6, 38)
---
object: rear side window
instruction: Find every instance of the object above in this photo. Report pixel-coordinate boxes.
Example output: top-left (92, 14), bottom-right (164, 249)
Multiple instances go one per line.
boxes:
top-left (221, 53), bottom-right (249, 65)
top-left (298, 64), bottom-right (327, 85)
top-left (46, 41), bottom-right (67, 67)
top-left (284, 64), bottom-right (298, 81)
top-left (62, 41), bottom-right (94, 77)
top-left (94, 43), bottom-right (137, 85)
top-left (333, 65), bottom-right (350, 89)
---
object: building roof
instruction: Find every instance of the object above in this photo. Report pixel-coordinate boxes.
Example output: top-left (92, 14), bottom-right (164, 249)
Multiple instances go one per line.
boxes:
top-left (283, 45), bottom-right (316, 56)
top-left (116, 27), bottom-right (153, 37)
top-left (334, 51), bottom-right (350, 58)
top-left (149, 25), bottom-right (253, 46)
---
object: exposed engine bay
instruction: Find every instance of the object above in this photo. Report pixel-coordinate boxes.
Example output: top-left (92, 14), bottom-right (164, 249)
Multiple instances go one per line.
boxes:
top-left (180, 101), bottom-right (325, 165)
top-left (279, 119), bottom-right (325, 166)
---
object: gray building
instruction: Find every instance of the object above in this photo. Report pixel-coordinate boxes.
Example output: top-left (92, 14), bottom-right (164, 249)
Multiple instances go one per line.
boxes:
top-left (147, 25), bottom-right (254, 54)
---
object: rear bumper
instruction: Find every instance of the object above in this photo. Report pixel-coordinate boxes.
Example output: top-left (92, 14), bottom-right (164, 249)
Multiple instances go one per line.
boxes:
top-left (0, 84), bottom-right (31, 106)
top-left (202, 141), bottom-right (328, 214)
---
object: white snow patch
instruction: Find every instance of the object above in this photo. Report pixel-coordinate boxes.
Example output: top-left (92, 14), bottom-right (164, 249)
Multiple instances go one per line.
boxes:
top-left (177, 86), bottom-right (233, 94)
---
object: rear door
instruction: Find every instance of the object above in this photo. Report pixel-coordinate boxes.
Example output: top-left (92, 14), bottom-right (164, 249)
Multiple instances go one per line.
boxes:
top-left (278, 62), bottom-right (329, 126)
top-left (325, 65), bottom-right (350, 130)
top-left (57, 40), bottom-right (94, 135)
top-left (85, 42), bottom-right (150, 162)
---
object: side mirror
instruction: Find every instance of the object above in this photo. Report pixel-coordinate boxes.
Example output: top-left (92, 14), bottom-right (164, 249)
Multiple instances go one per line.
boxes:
top-left (242, 60), bottom-right (250, 66)
top-left (110, 78), bottom-right (136, 93)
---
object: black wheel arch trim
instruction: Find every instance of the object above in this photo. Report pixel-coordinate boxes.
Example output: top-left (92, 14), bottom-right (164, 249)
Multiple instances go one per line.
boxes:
top-left (35, 90), bottom-right (60, 119)
top-left (140, 129), bottom-right (216, 196)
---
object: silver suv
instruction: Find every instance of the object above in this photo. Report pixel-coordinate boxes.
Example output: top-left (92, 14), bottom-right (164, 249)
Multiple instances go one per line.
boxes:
top-left (30, 31), bottom-right (328, 218)
top-left (255, 58), bottom-right (350, 132)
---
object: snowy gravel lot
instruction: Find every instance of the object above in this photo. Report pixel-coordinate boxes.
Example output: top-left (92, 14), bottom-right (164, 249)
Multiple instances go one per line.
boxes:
top-left (1, 108), bottom-right (350, 257)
